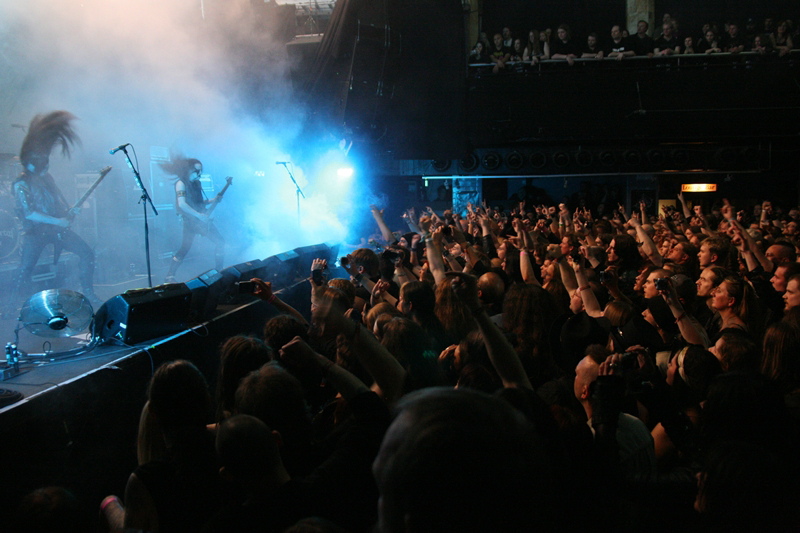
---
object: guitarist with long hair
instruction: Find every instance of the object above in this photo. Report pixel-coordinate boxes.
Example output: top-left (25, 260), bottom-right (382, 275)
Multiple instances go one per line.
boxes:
top-left (13, 111), bottom-right (102, 305)
top-left (161, 154), bottom-right (230, 282)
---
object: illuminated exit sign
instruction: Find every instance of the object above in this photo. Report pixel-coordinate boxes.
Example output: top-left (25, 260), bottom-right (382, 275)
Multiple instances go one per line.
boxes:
top-left (681, 183), bottom-right (717, 193)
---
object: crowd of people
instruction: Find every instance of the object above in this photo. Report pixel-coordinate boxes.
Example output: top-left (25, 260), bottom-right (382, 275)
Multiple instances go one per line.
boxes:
top-left (473, 14), bottom-right (799, 72)
top-left (13, 192), bottom-right (800, 532)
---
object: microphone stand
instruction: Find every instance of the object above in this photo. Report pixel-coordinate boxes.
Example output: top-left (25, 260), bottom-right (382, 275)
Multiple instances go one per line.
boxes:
top-left (120, 147), bottom-right (158, 287)
top-left (277, 162), bottom-right (305, 223)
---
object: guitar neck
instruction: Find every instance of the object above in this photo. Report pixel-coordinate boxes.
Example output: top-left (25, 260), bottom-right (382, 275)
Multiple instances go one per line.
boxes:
top-left (207, 179), bottom-right (232, 215)
top-left (72, 166), bottom-right (112, 211)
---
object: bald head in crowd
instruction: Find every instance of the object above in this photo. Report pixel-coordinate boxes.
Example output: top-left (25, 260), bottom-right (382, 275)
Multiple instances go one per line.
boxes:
top-left (372, 388), bottom-right (555, 533)
top-left (477, 272), bottom-right (506, 315)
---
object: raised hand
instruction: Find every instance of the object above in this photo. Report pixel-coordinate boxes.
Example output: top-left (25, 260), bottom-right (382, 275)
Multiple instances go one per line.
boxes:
top-left (252, 277), bottom-right (274, 301)
top-left (279, 336), bottom-right (324, 375)
top-left (311, 258), bottom-right (327, 272)
top-left (721, 199), bottom-right (734, 220)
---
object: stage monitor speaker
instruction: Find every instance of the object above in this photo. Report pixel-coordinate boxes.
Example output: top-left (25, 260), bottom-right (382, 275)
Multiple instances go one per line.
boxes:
top-left (223, 259), bottom-right (269, 282)
top-left (95, 283), bottom-right (192, 345)
top-left (262, 250), bottom-right (300, 289)
top-left (185, 269), bottom-right (226, 322)
top-left (293, 243), bottom-right (333, 274)
top-left (220, 260), bottom-right (269, 304)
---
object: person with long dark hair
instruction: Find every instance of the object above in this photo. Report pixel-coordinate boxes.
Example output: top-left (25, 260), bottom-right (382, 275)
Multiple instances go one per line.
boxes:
top-left (13, 111), bottom-right (99, 304)
top-left (160, 155), bottom-right (227, 282)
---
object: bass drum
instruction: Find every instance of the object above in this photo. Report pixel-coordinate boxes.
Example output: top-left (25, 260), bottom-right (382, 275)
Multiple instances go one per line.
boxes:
top-left (0, 210), bottom-right (19, 259)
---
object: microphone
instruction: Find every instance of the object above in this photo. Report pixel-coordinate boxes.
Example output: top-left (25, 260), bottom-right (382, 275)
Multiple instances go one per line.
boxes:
top-left (275, 161), bottom-right (289, 165)
top-left (109, 143), bottom-right (130, 155)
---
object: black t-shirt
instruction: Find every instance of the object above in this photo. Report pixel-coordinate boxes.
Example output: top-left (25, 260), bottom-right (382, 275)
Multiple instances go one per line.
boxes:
top-left (654, 35), bottom-right (680, 52)
top-left (551, 39), bottom-right (580, 57)
top-left (632, 34), bottom-right (655, 55)
top-left (489, 45), bottom-right (512, 62)
top-left (582, 44), bottom-right (602, 56)
top-left (697, 38), bottom-right (718, 53)
top-left (721, 33), bottom-right (746, 51)
top-left (605, 38), bottom-right (633, 56)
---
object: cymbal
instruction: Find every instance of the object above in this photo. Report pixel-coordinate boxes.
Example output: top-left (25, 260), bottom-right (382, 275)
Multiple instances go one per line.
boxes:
top-left (19, 289), bottom-right (94, 338)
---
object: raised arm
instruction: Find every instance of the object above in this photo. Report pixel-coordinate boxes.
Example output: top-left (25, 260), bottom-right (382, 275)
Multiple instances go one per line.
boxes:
top-left (252, 277), bottom-right (309, 327)
top-left (569, 256), bottom-right (603, 317)
top-left (370, 204), bottom-right (395, 244)
top-left (629, 214), bottom-right (663, 267)
top-left (421, 217), bottom-right (447, 285)
top-left (448, 272), bottom-right (532, 389)
top-left (313, 298), bottom-right (407, 402)
top-left (659, 279), bottom-right (709, 348)
top-left (280, 336), bottom-right (370, 400)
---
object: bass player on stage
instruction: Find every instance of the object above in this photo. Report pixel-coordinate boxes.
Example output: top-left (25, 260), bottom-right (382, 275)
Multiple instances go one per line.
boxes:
top-left (13, 111), bottom-right (102, 305)
top-left (160, 155), bottom-right (230, 282)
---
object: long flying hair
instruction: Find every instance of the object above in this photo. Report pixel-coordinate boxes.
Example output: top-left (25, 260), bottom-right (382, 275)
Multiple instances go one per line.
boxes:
top-left (19, 111), bottom-right (80, 167)
top-left (160, 153), bottom-right (201, 183)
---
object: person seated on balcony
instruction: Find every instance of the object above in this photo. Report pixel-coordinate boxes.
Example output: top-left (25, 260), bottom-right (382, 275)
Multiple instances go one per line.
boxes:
top-left (683, 36), bottom-right (696, 54)
top-left (697, 29), bottom-right (722, 54)
top-left (658, 13), bottom-right (676, 39)
top-left (605, 25), bottom-right (635, 60)
top-left (632, 20), bottom-right (655, 57)
top-left (510, 38), bottom-right (525, 61)
top-left (488, 32), bottom-right (512, 74)
top-left (538, 29), bottom-right (552, 59)
top-left (771, 20), bottom-right (795, 57)
top-left (744, 17), bottom-right (759, 46)
top-left (751, 34), bottom-right (772, 54)
top-left (523, 29), bottom-right (542, 62)
top-left (654, 22), bottom-right (681, 55)
top-left (550, 24), bottom-right (580, 65)
top-left (502, 26), bottom-right (513, 48)
top-left (721, 21), bottom-right (746, 53)
top-left (581, 32), bottom-right (604, 59)
top-left (469, 41), bottom-right (490, 64)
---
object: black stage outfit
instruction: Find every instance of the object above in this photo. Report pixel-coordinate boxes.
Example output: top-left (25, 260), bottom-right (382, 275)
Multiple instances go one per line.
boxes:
top-left (13, 171), bottom-right (95, 297)
top-left (166, 178), bottom-right (224, 280)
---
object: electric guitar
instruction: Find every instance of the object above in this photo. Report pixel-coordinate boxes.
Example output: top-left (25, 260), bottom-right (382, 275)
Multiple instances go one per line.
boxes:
top-left (187, 176), bottom-right (232, 232)
top-left (53, 165), bottom-right (112, 263)
top-left (69, 166), bottom-right (113, 220)
top-left (206, 176), bottom-right (233, 218)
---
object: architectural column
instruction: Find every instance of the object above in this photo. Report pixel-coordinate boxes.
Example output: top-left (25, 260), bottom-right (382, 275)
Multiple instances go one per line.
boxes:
top-left (627, 0), bottom-right (654, 35)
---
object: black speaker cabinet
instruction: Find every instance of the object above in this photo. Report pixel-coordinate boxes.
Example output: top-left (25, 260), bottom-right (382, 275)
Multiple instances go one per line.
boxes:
top-left (185, 269), bottom-right (226, 322)
top-left (96, 283), bottom-right (192, 345)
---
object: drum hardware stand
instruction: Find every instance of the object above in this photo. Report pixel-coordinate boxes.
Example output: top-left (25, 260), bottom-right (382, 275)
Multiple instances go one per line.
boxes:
top-left (1, 289), bottom-right (100, 378)
top-left (1, 342), bottom-right (23, 380)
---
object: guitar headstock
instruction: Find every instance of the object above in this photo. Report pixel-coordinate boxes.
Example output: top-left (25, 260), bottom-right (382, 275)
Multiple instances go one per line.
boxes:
top-left (225, 176), bottom-right (233, 185)
top-left (99, 166), bottom-right (112, 177)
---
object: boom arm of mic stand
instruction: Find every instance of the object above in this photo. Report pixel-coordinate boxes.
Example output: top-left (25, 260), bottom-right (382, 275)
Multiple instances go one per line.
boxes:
top-left (280, 164), bottom-right (305, 199)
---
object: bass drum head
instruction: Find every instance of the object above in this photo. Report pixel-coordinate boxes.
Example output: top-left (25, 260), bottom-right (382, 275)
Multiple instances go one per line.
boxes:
top-left (0, 210), bottom-right (19, 259)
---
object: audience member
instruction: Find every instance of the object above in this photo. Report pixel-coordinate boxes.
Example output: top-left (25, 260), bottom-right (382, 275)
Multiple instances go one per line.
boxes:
top-left (721, 21), bottom-right (746, 52)
top-left (606, 25), bottom-right (635, 59)
top-left (581, 32), bottom-right (604, 59)
top-left (550, 24), bottom-right (580, 65)
top-left (698, 29), bottom-right (722, 53)
top-left (771, 20), bottom-right (795, 56)
top-left (654, 22), bottom-right (681, 55)
top-left (488, 32), bottom-right (511, 74)
top-left (632, 20), bottom-right (655, 56)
